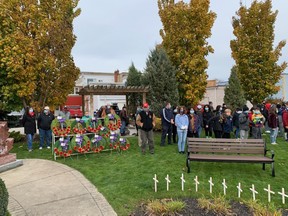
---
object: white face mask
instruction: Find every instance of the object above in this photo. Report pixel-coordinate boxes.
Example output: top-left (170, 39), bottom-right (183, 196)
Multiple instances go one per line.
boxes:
top-left (173, 109), bottom-right (177, 113)
top-left (190, 110), bottom-right (194, 114)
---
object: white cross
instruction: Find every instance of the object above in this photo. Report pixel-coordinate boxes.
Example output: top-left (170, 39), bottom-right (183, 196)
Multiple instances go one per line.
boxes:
top-left (249, 184), bottom-right (258, 201)
top-left (222, 179), bottom-right (227, 195)
top-left (153, 174), bottom-right (159, 192)
top-left (278, 188), bottom-right (288, 204)
top-left (165, 174), bottom-right (171, 191)
top-left (237, 183), bottom-right (243, 198)
top-left (264, 184), bottom-right (275, 202)
top-left (194, 176), bottom-right (200, 192)
top-left (180, 173), bottom-right (185, 191)
top-left (208, 177), bottom-right (214, 194)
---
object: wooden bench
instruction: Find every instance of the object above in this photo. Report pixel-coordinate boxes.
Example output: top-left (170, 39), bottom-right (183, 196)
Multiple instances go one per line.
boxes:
top-left (187, 138), bottom-right (275, 177)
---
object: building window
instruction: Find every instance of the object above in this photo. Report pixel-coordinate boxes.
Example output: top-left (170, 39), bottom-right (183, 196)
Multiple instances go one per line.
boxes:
top-left (98, 80), bottom-right (103, 83)
top-left (87, 78), bottom-right (94, 85)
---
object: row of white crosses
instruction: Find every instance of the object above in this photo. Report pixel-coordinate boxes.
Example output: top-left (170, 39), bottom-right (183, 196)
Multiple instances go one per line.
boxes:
top-left (153, 174), bottom-right (288, 204)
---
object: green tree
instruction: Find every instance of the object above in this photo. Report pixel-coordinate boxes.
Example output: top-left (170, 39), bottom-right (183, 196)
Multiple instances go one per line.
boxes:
top-left (224, 66), bottom-right (246, 111)
top-left (158, 0), bottom-right (216, 105)
top-left (0, 0), bottom-right (81, 112)
top-left (230, 0), bottom-right (287, 105)
top-left (142, 47), bottom-right (179, 116)
top-left (126, 63), bottom-right (142, 113)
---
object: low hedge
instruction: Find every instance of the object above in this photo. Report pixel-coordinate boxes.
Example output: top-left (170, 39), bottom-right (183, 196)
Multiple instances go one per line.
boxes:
top-left (0, 178), bottom-right (8, 216)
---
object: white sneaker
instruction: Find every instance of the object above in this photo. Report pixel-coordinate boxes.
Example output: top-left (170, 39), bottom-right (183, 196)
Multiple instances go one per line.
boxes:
top-left (271, 142), bottom-right (277, 145)
top-left (39, 147), bottom-right (43, 150)
top-left (47, 146), bottom-right (51, 149)
top-left (29, 149), bottom-right (32, 152)
top-left (266, 131), bottom-right (271, 134)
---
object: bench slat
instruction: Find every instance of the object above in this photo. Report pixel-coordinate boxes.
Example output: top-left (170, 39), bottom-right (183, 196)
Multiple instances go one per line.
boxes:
top-left (188, 138), bottom-right (264, 143)
top-left (188, 154), bottom-right (273, 163)
top-left (188, 149), bottom-right (264, 154)
top-left (187, 142), bottom-right (264, 147)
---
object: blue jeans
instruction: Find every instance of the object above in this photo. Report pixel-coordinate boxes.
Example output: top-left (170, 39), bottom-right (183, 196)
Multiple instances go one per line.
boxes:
top-left (235, 128), bottom-right (240, 139)
top-left (177, 129), bottom-right (187, 152)
top-left (26, 134), bottom-right (34, 150)
top-left (39, 129), bottom-right (52, 147)
top-left (120, 120), bottom-right (126, 134)
top-left (198, 127), bottom-right (202, 138)
top-left (270, 127), bottom-right (278, 143)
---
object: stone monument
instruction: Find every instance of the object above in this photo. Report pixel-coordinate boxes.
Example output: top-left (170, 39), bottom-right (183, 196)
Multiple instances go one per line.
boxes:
top-left (0, 121), bottom-right (23, 172)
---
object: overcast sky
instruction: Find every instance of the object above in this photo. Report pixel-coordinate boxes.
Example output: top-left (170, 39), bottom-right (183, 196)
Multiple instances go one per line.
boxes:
top-left (71, 0), bottom-right (288, 81)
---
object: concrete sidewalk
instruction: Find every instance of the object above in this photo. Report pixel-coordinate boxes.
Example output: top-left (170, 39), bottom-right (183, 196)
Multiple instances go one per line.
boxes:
top-left (0, 159), bottom-right (117, 216)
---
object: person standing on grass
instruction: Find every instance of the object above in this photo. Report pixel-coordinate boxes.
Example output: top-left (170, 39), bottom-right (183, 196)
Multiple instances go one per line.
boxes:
top-left (220, 109), bottom-right (233, 138)
top-left (195, 105), bottom-right (203, 137)
top-left (175, 106), bottom-right (189, 154)
top-left (239, 105), bottom-right (250, 139)
top-left (283, 102), bottom-right (288, 141)
top-left (172, 106), bottom-right (178, 144)
top-left (268, 105), bottom-right (279, 145)
top-left (136, 103), bottom-right (156, 154)
top-left (119, 106), bottom-right (128, 136)
top-left (22, 107), bottom-right (36, 152)
top-left (37, 106), bottom-right (54, 149)
top-left (187, 108), bottom-right (201, 138)
top-left (276, 103), bottom-right (284, 138)
top-left (232, 108), bottom-right (242, 139)
top-left (203, 104), bottom-right (213, 138)
top-left (160, 102), bottom-right (174, 146)
top-left (250, 106), bottom-right (265, 139)
top-left (208, 105), bottom-right (223, 138)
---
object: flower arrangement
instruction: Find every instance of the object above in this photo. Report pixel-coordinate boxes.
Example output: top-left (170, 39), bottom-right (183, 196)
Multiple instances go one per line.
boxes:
top-left (86, 117), bottom-right (102, 133)
top-left (91, 134), bottom-right (106, 153)
top-left (71, 118), bottom-right (87, 134)
top-left (104, 114), bottom-right (121, 131)
top-left (71, 134), bottom-right (91, 153)
top-left (54, 137), bottom-right (73, 157)
top-left (98, 126), bottom-right (110, 138)
top-left (109, 131), bottom-right (120, 150)
top-left (119, 137), bottom-right (130, 151)
top-left (51, 117), bottom-right (71, 136)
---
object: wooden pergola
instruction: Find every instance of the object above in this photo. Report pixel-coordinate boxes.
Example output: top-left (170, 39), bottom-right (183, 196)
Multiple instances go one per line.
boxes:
top-left (77, 85), bottom-right (149, 113)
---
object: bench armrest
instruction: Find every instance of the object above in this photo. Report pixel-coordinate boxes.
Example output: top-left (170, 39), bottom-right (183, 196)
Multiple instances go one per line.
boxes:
top-left (265, 149), bottom-right (275, 159)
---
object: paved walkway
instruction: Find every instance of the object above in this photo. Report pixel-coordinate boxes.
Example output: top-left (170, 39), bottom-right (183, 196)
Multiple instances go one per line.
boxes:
top-left (0, 159), bottom-right (117, 216)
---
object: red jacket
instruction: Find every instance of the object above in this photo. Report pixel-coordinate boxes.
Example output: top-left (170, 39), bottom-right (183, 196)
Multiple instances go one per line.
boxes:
top-left (283, 110), bottom-right (288, 127)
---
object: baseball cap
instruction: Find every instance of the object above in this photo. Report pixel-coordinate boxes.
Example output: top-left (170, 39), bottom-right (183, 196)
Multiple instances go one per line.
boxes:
top-left (44, 106), bottom-right (50, 110)
top-left (197, 105), bottom-right (202, 109)
top-left (143, 103), bottom-right (149, 108)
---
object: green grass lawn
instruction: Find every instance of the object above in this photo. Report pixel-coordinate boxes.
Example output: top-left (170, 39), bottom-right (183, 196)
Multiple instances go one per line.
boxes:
top-left (10, 132), bottom-right (288, 215)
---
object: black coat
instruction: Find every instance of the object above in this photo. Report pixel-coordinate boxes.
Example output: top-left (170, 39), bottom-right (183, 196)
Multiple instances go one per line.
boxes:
top-left (208, 113), bottom-right (223, 132)
top-left (203, 111), bottom-right (213, 127)
top-left (37, 112), bottom-right (55, 130)
top-left (22, 114), bottom-right (36, 134)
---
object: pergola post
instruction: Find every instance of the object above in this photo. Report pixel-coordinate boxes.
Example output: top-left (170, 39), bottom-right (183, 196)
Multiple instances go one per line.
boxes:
top-left (142, 92), bottom-right (147, 104)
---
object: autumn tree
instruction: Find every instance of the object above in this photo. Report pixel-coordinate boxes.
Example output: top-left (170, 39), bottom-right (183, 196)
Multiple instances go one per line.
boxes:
top-left (224, 66), bottom-right (246, 111)
top-left (142, 47), bottom-right (179, 116)
top-left (126, 63), bottom-right (142, 113)
top-left (230, 0), bottom-right (287, 105)
top-left (0, 0), bottom-right (81, 112)
top-left (158, 0), bottom-right (216, 106)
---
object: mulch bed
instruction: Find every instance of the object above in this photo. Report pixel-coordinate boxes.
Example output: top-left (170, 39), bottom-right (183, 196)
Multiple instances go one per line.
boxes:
top-left (131, 198), bottom-right (288, 216)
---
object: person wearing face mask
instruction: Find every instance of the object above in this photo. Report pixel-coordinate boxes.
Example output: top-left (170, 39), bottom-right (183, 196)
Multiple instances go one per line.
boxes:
top-left (22, 107), bottom-right (37, 152)
top-left (250, 106), bottom-right (265, 139)
top-left (160, 102), bottom-right (174, 146)
top-left (232, 108), bottom-right (242, 139)
top-left (268, 105), bottom-right (279, 145)
top-left (136, 103), bottom-right (156, 154)
top-left (239, 105), bottom-right (250, 139)
top-left (195, 105), bottom-right (203, 137)
top-left (187, 108), bottom-right (201, 138)
top-left (208, 105), bottom-right (223, 138)
top-left (282, 102), bottom-right (288, 141)
top-left (37, 106), bottom-right (55, 150)
top-left (220, 109), bottom-right (233, 138)
top-left (175, 106), bottom-right (189, 153)
top-left (59, 106), bottom-right (70, 119)
top-left (202, 105), bottom-right (213, 138)
top-left (172, 106), bottom-right (178, 144)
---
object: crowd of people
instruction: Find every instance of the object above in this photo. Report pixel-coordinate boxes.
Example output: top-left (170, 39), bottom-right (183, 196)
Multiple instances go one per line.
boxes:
top-left (133, 101), bottom-right (288, 155)
top-left (21, 100), bottom-right (288, 154)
